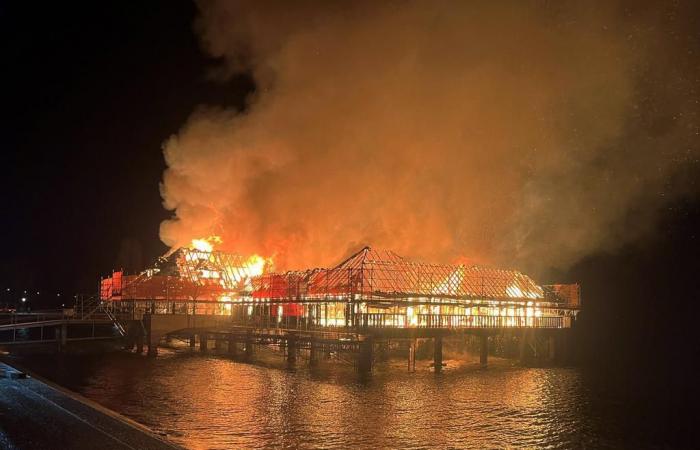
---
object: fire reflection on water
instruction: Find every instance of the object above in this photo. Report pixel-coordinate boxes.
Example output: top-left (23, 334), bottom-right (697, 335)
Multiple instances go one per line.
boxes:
top-left (11, 348), bottom-right (642, 449)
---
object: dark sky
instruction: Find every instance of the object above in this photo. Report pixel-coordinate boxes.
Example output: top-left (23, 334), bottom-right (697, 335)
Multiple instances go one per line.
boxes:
top-left (1, 1), bottom-right (699, 397)
top-left (2, 2), bottom-right (253, 302)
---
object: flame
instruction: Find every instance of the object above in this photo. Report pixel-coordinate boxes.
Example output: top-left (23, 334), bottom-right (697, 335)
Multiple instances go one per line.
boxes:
top-left (506, 283), bottom-right (541, 299)
top-left (245, 254), bottom-right (267, 278)
top-left (435, 267), bottom-right (464, 295)
top-left (191, 238), bottom-right (213, 252)
top-left (219, 294), bottom-right (233, 313)
top-left (190, 235), bottom-right (222, 252)
top-left (215, 254), bottom-right (274, 290)
top-left (182, 236), bottom-right (273, 292)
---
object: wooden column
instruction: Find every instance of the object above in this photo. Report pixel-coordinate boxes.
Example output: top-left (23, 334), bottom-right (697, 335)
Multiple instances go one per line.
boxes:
top-left (245, 330), bottom-right (254, 359)
top-left (377, 340), bottom-right (390, 362)
top-left (519, 328), bottom-right (530, 365)
top-left (147, 333), bottom-right (158, 357)
top-left (358, 336), bottom-right (373, 375)
top-left (408, 339), bottom-right (417, 372)
top-left (309, 339), bottom-right (319, 367)
top-left (434, 336), bottom-right (444, 372)
top-left (228, 336), bottom-right (238, 356)
top-left (480, 333), bottom-right (489, 368)
top-left (135, 334), bottom-right (144, 354)
top-left (287, 336), bottom-right (297, 364)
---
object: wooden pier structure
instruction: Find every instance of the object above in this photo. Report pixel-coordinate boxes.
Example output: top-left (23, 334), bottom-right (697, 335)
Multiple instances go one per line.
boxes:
top-left (99, 246), bottom-right (580, 373)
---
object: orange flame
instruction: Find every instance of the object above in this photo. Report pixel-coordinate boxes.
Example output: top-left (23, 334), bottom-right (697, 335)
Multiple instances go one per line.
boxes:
top-left (190, 235), bottom-right (223, 252)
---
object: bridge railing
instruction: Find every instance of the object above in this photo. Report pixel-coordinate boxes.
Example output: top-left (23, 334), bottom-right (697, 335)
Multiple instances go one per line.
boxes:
top-left (0, 311), bottom-right (67, 326)
top-left (356, 313), bottom-right (570, 329)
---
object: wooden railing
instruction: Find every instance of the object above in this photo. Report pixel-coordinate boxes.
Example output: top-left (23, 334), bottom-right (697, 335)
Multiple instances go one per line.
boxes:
top-left (356, 313), bottom-right (570, 329)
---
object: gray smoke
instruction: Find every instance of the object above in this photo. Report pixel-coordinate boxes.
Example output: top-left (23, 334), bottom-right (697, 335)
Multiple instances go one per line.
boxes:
top-left (160, 0), bottom-right (699, 274)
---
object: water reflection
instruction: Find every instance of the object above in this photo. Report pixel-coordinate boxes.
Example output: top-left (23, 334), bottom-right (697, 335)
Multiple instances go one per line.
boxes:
top-left (12, 349), bottom-right (661, 449)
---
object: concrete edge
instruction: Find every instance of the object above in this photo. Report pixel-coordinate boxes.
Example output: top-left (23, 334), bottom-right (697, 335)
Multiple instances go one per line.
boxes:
top-left (0, 357), bottom-right (183, 449)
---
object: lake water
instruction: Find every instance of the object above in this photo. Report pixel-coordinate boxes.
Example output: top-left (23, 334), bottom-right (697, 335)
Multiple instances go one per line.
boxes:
top-left (10, 346), bottom-right (683, 449)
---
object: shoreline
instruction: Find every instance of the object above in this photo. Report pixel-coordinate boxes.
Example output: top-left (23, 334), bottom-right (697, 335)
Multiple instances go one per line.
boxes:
top-left (0, 359), bottom-right (181, 450)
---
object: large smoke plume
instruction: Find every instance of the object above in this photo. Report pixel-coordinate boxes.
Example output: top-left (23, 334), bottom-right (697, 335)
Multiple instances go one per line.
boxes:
top-left (160, 0), bottom-right (699, 274)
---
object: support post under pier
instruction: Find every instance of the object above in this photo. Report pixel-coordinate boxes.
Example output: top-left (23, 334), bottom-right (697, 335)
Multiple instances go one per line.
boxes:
top-left (408, 339), bottom-right (416, 372)
top-left (358, 336), bottom-right (373, 375)
top-left (189, 335), bottom-right (195, 348)
top-left (147, 333), bottom-right (158, 357)
top-left (480, 334), bottom-right (488, 368)
top-left (309, 339), bottom-right (319, 367)
top-left (434, 336), bottom-right (443, 373)
top-left (135, 334), bottom-right (144, 354)
top-left (377, 340), bottom-right (390, 362)
top-left (245, 330), bottom-right (254, 359)
top-left (519, 328), bottom-right (530, 365)
top-left (228, 337), bottom-right (237, 356)
top-left (287, 336), bottom-right (297, 364)
top-left (200, 334), bottom-right (208, 352)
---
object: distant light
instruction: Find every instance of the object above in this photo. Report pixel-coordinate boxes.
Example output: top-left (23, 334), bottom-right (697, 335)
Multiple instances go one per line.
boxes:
top-left (21, 297), bottom-right (26, 303)
top-left (36, 291), bottom-right (40, 295)
top-left (57, 293), bottom-right (61, 297)
top-left (6, 288), bottom-right (9, 292)
top-left (61, 304), bottom-right (65, 307)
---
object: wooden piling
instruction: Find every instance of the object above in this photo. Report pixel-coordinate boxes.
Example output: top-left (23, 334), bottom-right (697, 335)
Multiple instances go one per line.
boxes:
top-left (377, 340), bottom-right (390, 362)
top-left (135, 334), bottom-right (144, 354)
top-left (287, 336), bottom-right (297, 364)
top-left (408, 339), bottom-right (416, 372)
top-left (228, 337), bottom-right (237, 356)
top-left (309, 339), bottom-right (319, 367)
top-left (480, 333), bottom-right (488, 368)
top-left (147, 333), bottom-right (158, 357)
top-left (358, 336), bottom-right (373, 374)
top-left (519, 328), bottom-right (530, 365)
top-left (245, 330), bottom-right (254, 359)
top-left (434, 336), bottom-right (443, 373)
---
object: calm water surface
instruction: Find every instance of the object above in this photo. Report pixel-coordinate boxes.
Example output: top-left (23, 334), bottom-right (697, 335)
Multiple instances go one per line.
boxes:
top-left (12, 347), bottom-right (674, 449)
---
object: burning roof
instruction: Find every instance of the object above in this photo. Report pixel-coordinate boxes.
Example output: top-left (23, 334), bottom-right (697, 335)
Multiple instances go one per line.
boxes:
top-left (254, 246), bottom-right (544, 301)
top-left (102, 244), bottom-right (564, 304)
top-left (100, 246), bottom-right (269, 301)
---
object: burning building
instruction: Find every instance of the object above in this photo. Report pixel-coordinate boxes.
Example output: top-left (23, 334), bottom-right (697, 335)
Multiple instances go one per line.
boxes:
top-left (100, 242), bottom-right (579, 330)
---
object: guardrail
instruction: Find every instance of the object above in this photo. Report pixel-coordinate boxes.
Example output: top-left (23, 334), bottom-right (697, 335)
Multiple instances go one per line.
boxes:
top-left (0, 317), bottom-right (118, 345)
top-left (0, 312), bottom-right (67, 325)
top-left (356, 313), bottom-right (570, 329)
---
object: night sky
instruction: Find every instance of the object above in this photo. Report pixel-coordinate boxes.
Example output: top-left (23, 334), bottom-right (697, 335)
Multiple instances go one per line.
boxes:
top-left (2, 2), bottom-right (253, 302)
top-left (2, 1), bottom-right (699, 407)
